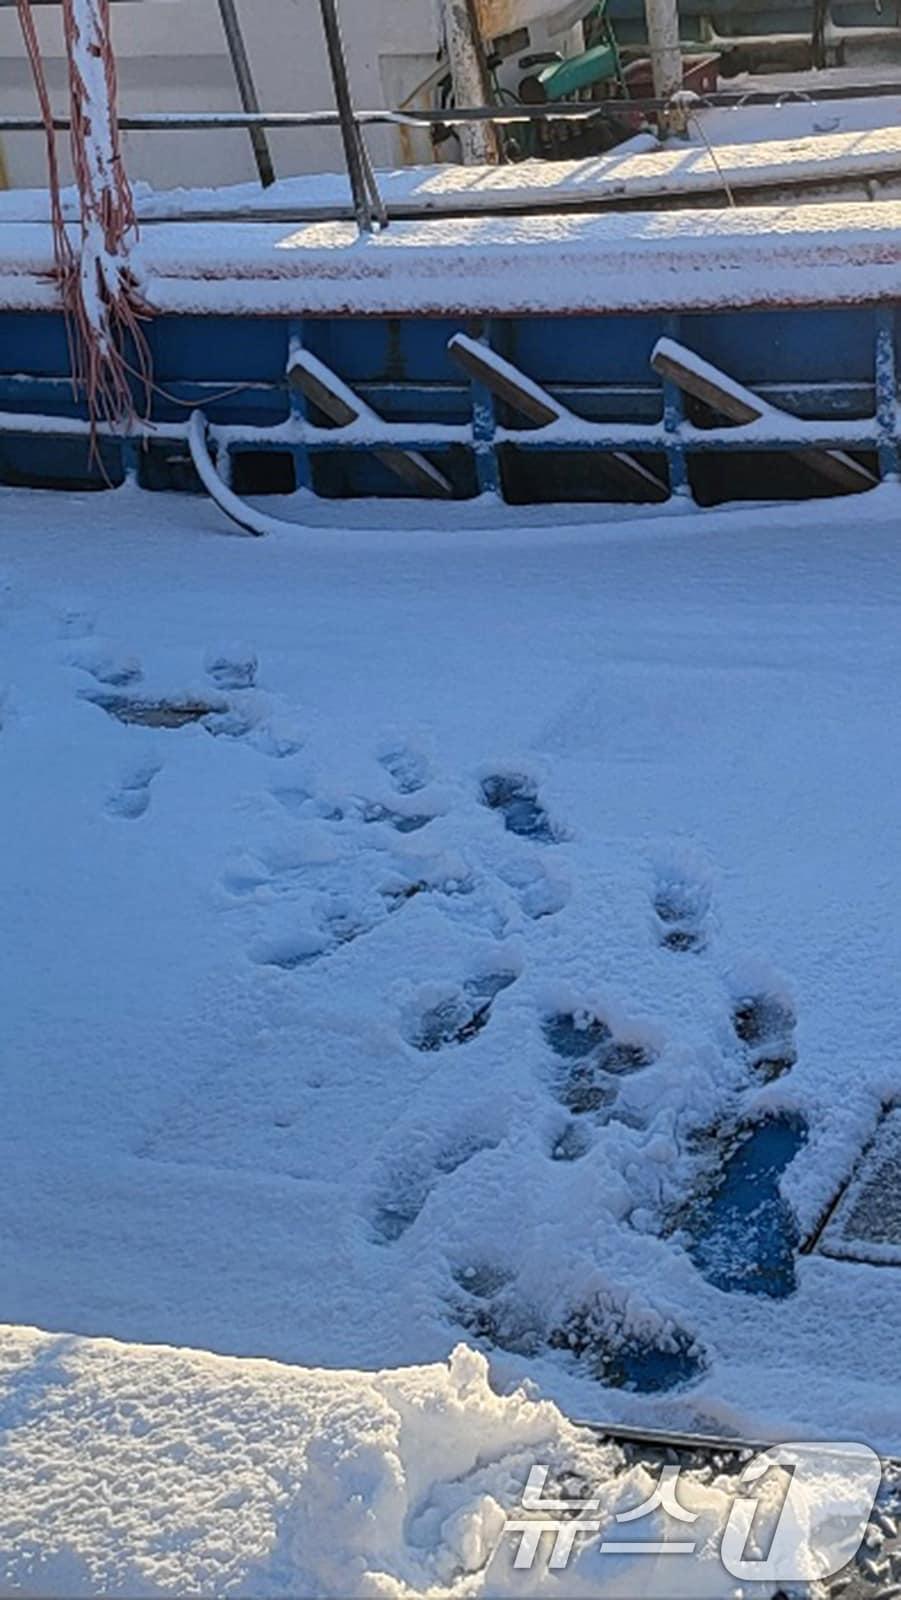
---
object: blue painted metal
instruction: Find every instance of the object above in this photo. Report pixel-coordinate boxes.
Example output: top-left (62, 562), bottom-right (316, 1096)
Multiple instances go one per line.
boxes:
top-left (661, 314), bottom-right (691, 499)
top-left (287, 324), bottom-right (313, 491)
top-left (467, 320), bottom-right (502, 498)
top-left (875, 305), bottom-right (899, 481)
top-left (0, 301), bottom-right (894, 506)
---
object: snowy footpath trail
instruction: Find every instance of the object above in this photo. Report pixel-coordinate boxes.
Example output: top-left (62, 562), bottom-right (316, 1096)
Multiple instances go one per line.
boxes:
top-left (3, 482), bottom-right (901, 1592)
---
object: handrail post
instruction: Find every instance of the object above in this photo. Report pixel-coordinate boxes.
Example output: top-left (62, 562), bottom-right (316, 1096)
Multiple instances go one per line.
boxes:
top-left (215, 0), bottom-right (276, 188)
top-left (317, 0), bottom-right (385, 234)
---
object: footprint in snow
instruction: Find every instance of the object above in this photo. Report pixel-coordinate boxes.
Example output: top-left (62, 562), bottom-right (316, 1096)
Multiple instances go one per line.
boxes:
top-left (55, 600), bottom-right (96, 641)
top-left (84, 691), bottom-right (222, 730)
top-left (543, 1008), bottom-right (658, 1116)
top-left (673, 1113), bottom-right (807, 1298)
top-left (379, 870), bottom-right (484, 930)
top-left (407, 969), bottom-right (518, 1053)
top-left (70, 644), bottom-right (144, 689)
top-left (498, 856), bottom-right (570, 922)
top-left (271, 785), bottom-right (435, 834)
top-left (270, 785), bottom-right (344, 823)
top-left (251, 931), bottom-right (330, 972)
top-left (106, 759), bottom-right (161, 821)
top-left (204, 643), bottom-right (258, 691)
top-left (550, 1119), bottom-right (595, 1163)
top-left (378, 741), bottom-right (430, 796)
top-left (453, 1294), bottom-right (543, 1359)
top-left (83, 685), bottom-right (304, 759)
top-left (360, 800), bottom-right (435, 835)
top-left (547, 1298), bottom-right (707, 1393)
top-left (371, 1130), bottom-right (501, 1243)
top-left (248, 872), bottom-right (436, 969)
top-left (480, 773), bottom-right (562, 843)
top-left (202, 706), bottom-right (306, 759)
top-left (250, 897), bottom-right (379, 971)
top-left (653, 868), bottom-right (712, 953)
top-left (451, 1275), bottom-right (707, 1394)
top-left (732, 990), bottom-right (797, 1083)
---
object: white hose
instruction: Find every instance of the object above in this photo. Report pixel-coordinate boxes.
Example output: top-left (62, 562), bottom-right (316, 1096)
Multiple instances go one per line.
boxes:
top-left (188, 410), bottom-right (303, 537)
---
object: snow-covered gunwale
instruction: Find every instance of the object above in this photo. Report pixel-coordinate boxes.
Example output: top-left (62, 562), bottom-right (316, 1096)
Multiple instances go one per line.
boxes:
top-left (4, 201), bottom-right (901, 316)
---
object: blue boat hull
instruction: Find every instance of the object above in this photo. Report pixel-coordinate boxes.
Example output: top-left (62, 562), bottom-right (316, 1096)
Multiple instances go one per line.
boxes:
top-left (0, 299), bottom-right (896, 508)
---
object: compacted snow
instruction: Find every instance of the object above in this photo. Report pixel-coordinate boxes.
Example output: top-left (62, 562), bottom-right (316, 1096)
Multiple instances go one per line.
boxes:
top-left (3, 481), bottom-right (901, 1591)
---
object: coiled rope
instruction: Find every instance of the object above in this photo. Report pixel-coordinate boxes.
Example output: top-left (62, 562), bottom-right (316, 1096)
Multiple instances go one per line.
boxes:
top-left (16, 0), bottom-right (151, 437)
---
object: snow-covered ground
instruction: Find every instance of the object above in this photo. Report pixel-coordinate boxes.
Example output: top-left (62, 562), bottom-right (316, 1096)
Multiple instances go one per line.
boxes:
top-left (4, 480), bottom-right (901, 1591)
top-left (7, 1329), bottom-right (800, 1598)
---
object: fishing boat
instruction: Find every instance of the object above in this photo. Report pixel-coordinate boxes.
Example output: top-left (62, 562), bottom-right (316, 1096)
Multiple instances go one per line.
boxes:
top-left (1, 0), bottom-right (900, 530)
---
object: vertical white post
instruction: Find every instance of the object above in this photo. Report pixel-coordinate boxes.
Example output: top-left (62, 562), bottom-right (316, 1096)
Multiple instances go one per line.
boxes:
top-left (644, 0), bottom-right (682, 104)
top-left (441, 0), bottom-right (501, 165)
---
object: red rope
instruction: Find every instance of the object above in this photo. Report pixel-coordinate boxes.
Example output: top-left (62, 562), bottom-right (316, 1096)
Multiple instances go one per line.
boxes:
top-left (16, 0), bottom-right (151, 438)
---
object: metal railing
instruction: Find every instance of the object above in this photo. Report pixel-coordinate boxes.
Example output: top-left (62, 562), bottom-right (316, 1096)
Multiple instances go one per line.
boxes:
top-left (6, 74), bottom-right (901, 134)
top-left (7, 0), bottom-right (901, 231)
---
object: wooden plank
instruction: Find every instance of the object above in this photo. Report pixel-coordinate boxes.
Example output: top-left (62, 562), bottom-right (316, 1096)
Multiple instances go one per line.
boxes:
top-left (651, 337), bottom-right (877, 494)
top-left (449, 333), bottom-right (669, 501)
top-left (450, 333), bottom-right (561, 426)
top-left (288, 352), bottom-right (453, 499)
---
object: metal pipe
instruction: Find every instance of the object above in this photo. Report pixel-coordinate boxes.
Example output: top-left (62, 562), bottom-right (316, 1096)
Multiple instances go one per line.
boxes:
top-left (811, 0), bottom-right (830, 66)
top-left (215, 0), bottom-right (276, 188)
top-left (317, 0), bottom-right (382, 234)
top-left (4, 78), bottom-right (901, 136)
top-left (357, 126), bottom-right (389, 230)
